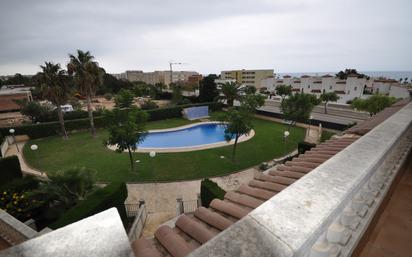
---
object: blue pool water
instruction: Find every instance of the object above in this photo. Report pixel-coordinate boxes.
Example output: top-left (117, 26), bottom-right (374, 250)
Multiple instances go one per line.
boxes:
top-left (138, 123), bottom-right (230, 148)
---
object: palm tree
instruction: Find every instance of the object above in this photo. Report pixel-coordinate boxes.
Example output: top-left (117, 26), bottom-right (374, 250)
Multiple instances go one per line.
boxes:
top-left (67, 50), bottom-right (104, 137)
top-left (216, 82), bottom-right (244, 106)
top-left (37, 62), bottom-right (71, 139)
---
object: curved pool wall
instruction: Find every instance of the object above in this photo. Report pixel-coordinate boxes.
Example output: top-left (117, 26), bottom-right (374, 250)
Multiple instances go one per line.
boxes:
top-left (138, 123), bottom-right (229, 148)
top-left (109, 122), bottom-right (254, 153)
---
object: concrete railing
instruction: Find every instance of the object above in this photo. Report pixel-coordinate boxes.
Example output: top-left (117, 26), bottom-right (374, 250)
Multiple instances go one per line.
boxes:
top-left (0, 209), bottom-right (38, 246)
top-left (189, 101), bottom-right (412, 257)
top-left (128, 203), bottom-right (148, 241)
top-left (1, 208), bottom-right (133, 257)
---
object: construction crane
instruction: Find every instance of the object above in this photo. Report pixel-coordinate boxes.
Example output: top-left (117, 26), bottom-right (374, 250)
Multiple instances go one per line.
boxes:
top-left (168, 61), bottom-right (187, 87)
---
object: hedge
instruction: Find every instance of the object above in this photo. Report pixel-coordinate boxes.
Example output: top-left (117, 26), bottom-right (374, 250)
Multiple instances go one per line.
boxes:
top-left (298, 141), bottom-right (316, 155)
top-left (0, 102), bottom-right (222, 139)
top-left (200, 179), bottom-right (226, 208)
top-left (49, 182), bottom-right (128, 229)
top-left (0, 156), bottom-right (23, 187)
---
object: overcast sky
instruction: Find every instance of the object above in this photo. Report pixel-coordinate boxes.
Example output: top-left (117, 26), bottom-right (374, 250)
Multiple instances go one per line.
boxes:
top-left (0, 0), bottom-right (411, 75)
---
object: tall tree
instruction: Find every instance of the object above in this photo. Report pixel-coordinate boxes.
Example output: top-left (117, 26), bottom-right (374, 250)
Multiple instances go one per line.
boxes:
top-left (220, 109), bottom-right (253, 161)
top-left (37, 62), bottom-right (71, 139)
top-left (114, 89), bottom-right (135, 108)
top-left (275, 84), bottom-right (292, 104)
top-left (216, 81), bottom-right (244, 106)
top-left (199, 74), bottom-right (218, 102)
top-left (351, 94), bottom-right (396, 116)
top-left (104, 107), bottom-right (148, 172)
top-left (67, 50), bottom-right (104, 137)
top-left (281, 92), bottom-right (320, 126)
top-left (219, 93), bottom-right (264, 161)
top-left (319, 92), bottom-right (340, 114)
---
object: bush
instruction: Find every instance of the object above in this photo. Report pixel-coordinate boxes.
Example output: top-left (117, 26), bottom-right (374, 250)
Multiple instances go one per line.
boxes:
top-left (0, 156), bottom-right (23, 187)
top-left (200, 179), bottom-right (226, 208)
top-left (298, 141), bottom-right (316, 155)
top-left (0, 176), bottom-right (39, 192)
top-left (140, 100), bottom-right (159, 110)
top-left (0, 102), bottom-right (223, 138)
top-left (104, 93), bottom-right (113, 100)
top-left (49, 182), bottom-right (128, 229)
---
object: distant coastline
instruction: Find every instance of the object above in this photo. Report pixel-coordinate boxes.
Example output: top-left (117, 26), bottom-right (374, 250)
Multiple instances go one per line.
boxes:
top-left (277, 71), bottom-right (412, 81)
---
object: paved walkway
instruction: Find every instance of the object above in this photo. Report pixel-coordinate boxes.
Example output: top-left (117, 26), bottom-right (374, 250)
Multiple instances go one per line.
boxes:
top-left (4, 141), bottom-right (46, 178)
top-left (358, 157), bottom-right (412, 257)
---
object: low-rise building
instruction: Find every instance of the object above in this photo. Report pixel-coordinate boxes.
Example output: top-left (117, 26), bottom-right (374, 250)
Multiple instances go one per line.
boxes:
top-left (220, 69), bottom-right (274, 89)
top-left (0, 85), bottom-right (33, 113)
top-left (269, 74), bottom-right (410, 104)
top-left (114, 70), bottom-right (200, 87)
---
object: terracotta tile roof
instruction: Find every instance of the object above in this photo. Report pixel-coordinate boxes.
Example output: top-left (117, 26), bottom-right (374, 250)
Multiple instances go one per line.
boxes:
top-left (336, 81), bottom-right (346, 84)
top-left (283, 75), bottom-right (291, 78)
top-left (313, 81), bottom-right (322, 84)
top-left (301, 75), bottom-right (311, 78)
top-left (294, 80), bottom-right (301, 83)
top-left (322, 74), bottom-right (333, 78)
top-left (131, 136), bottom-right (361, 257)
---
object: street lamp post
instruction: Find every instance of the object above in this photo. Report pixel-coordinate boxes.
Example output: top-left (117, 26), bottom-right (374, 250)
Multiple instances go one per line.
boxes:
top-left (30, 144), bottom-right (39, 174)
top-left (307, 115), bottom-right (314, 137)
top-left (149, 151), bottom-right (156, 173)
top-left (9, 129), bottom-right (19, 152)
top-left (283, 130), bottom-right (290, 156)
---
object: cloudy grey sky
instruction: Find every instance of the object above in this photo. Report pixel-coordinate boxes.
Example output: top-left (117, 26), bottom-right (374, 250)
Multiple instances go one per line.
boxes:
top-left (0, 0), bottom-right (411, 75)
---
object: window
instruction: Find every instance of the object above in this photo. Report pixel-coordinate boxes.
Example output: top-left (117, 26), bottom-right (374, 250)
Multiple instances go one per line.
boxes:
top-left (308, 85), bottom-right (310, 88)
top-left (354, 87), bottom-right (357, 91)
top-left (347, 90), bottom-right (350, 94)
top-left (329, 86), bottom-right (332, 90)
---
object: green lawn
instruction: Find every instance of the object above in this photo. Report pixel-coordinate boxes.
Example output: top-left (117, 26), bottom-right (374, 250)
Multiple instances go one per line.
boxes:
top-left (23, 116), bottom-right (305, 183)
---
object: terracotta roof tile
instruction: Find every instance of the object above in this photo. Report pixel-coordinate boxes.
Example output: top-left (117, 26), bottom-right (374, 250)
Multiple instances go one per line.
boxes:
top-left (209, 199), bottom-right (251, 220)
top-left (154, 226), bottom-right (196, 257)
top-left (236, 184), bottom-right (276, 200)
top-left (194, 207), bottom-right (233, 231)
top-left (175, 215), bottom-right (217, 244)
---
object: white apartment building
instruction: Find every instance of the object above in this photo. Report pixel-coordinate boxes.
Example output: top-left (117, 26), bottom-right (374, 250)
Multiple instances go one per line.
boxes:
top-left (265, 74), bottom-right (410, 104)
top-left (220, 69), bottom-right (274, 89)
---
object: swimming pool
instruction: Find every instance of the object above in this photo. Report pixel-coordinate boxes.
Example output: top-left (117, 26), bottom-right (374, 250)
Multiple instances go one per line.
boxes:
top-left (138, 122), bottom-right (231, 149)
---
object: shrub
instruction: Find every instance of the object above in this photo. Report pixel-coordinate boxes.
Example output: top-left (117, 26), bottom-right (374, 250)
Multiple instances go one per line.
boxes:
top-left (0, 176), bottom-right (39, 192)
top-left (0, 102), bottom-right (222, 138)
top-left (200, 179), bottom-right (226, 208)
top-left (49, 182), bottom-right (128, 229)
top-left (0, 156), bottom-right (23, 187)
top-left (298, 141), bottom-right (316, 155)
top-left (140, 100), bottom-right (159, 110)
top-left (104, 93), bottom-right (113, 100)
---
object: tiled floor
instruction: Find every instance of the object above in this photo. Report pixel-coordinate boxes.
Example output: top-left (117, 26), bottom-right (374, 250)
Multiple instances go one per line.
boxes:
top-left (358, 157), bottom-right (412, 257)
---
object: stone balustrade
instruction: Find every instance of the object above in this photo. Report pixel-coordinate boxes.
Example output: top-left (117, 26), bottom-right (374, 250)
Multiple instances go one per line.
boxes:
top-left (1, 208), bottom-right (133, 257)
top-left (188, 101), bottom-right (412, 257)
top-left (0, 209), bottom-right (38, 246)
